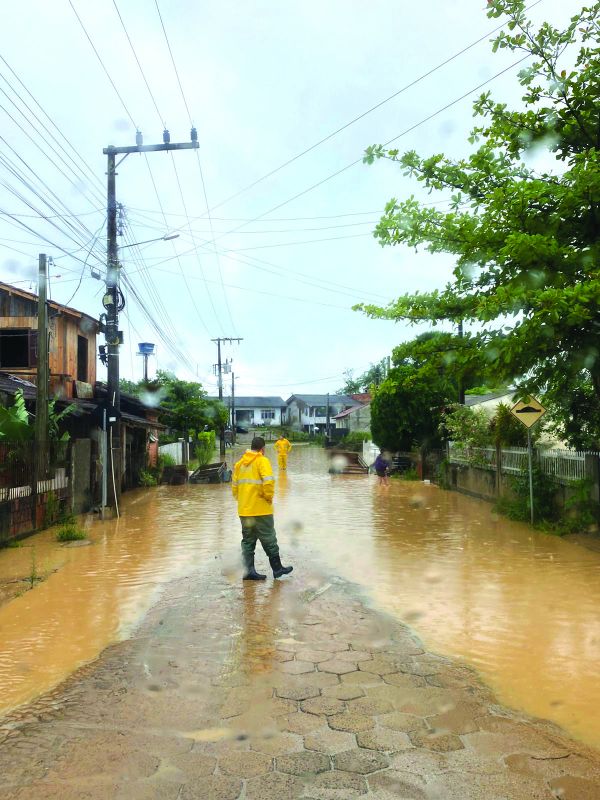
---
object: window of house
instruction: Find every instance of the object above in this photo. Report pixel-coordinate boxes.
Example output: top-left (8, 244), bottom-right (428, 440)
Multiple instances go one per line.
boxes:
top-left (261, 410), bottom-right (275, 420)
top-left (77, 335), bottom-right (88, 382)
top-left (0, 328), bottom-right (36, 368)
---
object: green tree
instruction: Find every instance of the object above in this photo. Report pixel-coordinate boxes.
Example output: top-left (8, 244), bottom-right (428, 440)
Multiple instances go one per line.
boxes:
top-left (357, 1), bottom-right (600, 427)
top-left (152, 371), bottom-right (228, 436)
top-left (370, 330), bottom-right (491, 450)
top-left (371, 365), bottom-right (445, 451)
top-left (338, 359), bottom-right (389, 394)
top-left (0, 390), bottom-right (73, 441)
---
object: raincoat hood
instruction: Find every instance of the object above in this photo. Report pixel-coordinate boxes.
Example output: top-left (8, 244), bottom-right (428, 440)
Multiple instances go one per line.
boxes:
top-left (239, 449), bottom-right (264, 466)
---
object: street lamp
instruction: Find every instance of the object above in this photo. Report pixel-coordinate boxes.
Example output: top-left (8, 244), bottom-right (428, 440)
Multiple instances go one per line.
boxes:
top-left (120, 233), bottom-right (180, 249)
top-left (91, 233), bottom-right (179, 279)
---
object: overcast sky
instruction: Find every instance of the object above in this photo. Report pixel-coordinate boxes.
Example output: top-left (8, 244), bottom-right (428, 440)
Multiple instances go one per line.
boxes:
top-left (0, 0), bottom-right (576, 400)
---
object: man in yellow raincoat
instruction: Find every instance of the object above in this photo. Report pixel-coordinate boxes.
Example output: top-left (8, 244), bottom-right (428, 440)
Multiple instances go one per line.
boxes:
top-left (274, 434), bottom-right (292, 471)
top-left (232, 436), bottom-right (293, 581)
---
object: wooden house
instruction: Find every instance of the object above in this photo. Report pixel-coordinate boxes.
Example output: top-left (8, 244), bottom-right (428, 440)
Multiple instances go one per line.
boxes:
top-left (0, 281), bottom-right (98, 400)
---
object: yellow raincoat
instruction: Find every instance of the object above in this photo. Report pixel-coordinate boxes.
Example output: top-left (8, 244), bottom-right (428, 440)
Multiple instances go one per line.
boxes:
top-left (232, 450), bottom-right (275, 516)
top-left (274, 437), bottom-right (292, 469)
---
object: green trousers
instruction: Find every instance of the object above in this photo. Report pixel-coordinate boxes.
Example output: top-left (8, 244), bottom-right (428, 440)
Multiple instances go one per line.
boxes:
top-left (240, 515), bottom-right (280, 560)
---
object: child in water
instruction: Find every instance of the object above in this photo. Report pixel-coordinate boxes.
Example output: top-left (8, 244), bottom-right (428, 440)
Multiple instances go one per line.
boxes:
top-left (373, 450), bottom-right (390, 486)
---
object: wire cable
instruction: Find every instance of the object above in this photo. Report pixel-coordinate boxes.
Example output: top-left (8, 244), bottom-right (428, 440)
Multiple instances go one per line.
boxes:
top-left (153, 0), bottom-right (236, 332)
top-left (62, 218), bottom-right (107, 307)
top-left (186, 55), bottom-right (531, 249)
top-left (112, 0), bottom-right (166, 127)
top-left (173, 0), bottom-right (544, 221)
top-left (68, 0), bottom-right (138, 130)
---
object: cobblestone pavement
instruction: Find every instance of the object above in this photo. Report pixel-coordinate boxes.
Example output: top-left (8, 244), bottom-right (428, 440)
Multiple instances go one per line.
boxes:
top-left (1, 559), bottom-right (600, 799)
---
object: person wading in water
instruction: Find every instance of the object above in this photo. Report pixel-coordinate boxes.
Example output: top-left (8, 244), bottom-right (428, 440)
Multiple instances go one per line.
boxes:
top-left (232, 436), bottom-right (294, 580)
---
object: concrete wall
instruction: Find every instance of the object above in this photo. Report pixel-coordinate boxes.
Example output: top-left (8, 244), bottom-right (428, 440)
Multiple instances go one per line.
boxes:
top-left (71, 438), bottom-right (92, 515)
top-left (447, 462), bottom-right (583, 513)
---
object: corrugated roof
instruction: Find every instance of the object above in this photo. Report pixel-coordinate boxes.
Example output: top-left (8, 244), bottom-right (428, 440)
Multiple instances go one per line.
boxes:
top-left (286, 394), bottom-right (359, 406)
top-left (0, 281), bottom-right (98, 326)
top-left (333, 402), bottom-right (370, 419)
top-left (0, 371), bottom-right (37, 399)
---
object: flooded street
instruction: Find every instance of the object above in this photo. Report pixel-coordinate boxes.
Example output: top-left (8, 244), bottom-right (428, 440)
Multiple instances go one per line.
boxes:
top-left (1, 445), bottom-right (600, 751)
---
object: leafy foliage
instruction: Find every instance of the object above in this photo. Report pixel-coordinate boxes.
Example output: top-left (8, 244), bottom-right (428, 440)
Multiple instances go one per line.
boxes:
top-left (490, 402), bottom-right (528, 446)
top-left (121, 371), bottom-right (228, 437)
top-left (440, 404), bottom-right (491, 448)
top-left (370, 330), bottom-right (491, 451)
top-left (495, 464), bottom-right (559, 524)
top-left (371, 364), bottom-right (445, 451)
top-left (338, 359), bottom-right (389, 394)
top-left (0, 390), bottom-right (73, 441)
top-left (56, 524), bottom-right (86, 542)
top-left (195, 431), bottom-right (216, 467)
top-left (357, 1), bottom-right (600, 437)
top-left (0, 390), bottom-right (30, 440)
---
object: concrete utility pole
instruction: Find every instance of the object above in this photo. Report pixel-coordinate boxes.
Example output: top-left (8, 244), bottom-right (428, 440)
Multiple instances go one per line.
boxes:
top-left (33, 253), bottom-right (49, 525)
top-left (231, 371), bottom-right (236, 445)
top-left (326, 392), bottom-right (331, 439)
top-left (212, 337), bottom-right (243, 457)
top-left (457, 319), bottom-right (465, 405)
top-left (35, 254), bottom-right (49, 450)
top-left (102, 132), bottom-right (198, 509)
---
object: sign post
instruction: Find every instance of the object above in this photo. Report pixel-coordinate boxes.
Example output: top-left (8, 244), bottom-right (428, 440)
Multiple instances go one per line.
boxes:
top-left (509, 397), bottom-right (547, 525)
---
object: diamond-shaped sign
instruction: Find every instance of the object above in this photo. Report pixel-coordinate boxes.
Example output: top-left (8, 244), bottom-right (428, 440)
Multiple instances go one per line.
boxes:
top-left (510, 397), bottom-right (547, 429)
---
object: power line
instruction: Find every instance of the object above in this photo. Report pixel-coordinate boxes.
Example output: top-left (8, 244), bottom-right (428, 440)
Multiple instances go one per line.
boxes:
top-left (107, 1), bottom-right (219, 335)
top-left (185, 55), bottom-right (531, 250)
top-left (172, 0), bottom-right (544, 222)
top-left (124, 201), bottom-right (454, 222)
top-left (142, 155), bottom-right (210, 335)
top-left (0, 53), bottom-right (107, 202)
top-left (153, 0), bottom-right (193, 122)
top-left (128, 263), bottom-right (367, 312)
top-left (112, 0), bottom-right (165, 127)
top-left (222, 232), bottom-right (372, 253)
top-left (68, 0), bottom-right (138, 129)
top-left (153, 0), bottom-right (236, 333)
top-left (169, 152), bottom-right (220, 333)
top-left (62, 218), bottom-right (107, 307)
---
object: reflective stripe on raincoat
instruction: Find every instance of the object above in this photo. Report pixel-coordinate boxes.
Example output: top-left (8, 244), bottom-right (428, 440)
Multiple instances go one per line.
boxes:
top-left (274, 438), bottom-right (292, 455)
top-left (232, 450), bottom-right (275, 516)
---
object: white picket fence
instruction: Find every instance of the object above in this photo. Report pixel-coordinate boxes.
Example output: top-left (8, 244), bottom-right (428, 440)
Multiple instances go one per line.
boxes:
top-left (448, 444), bottom-right (594, 484)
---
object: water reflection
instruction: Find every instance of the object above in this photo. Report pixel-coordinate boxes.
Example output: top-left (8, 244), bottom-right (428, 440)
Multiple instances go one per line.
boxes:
top-left (0, 446), bottom-right (600, 749)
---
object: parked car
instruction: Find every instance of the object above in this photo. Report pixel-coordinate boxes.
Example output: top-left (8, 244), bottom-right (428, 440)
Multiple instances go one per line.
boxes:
top-left (235, 425), bottom-right (248, 434)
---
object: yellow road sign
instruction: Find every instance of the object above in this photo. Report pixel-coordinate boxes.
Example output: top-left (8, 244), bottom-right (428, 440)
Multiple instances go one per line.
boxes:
top-left (510, 397), bottom-right (547, 429)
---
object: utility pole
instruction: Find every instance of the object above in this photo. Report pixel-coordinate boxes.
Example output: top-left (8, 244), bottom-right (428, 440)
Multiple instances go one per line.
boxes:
top-left (231, 371), bottom-right (236, 446)
top-left (35, 254), bottom-right (49, 450)
top-left (457, 319), bottom-right (465, 405)
top-left (212, 337), bottom-right (243, 457)
top-left (326, 392), bottom-right (331, 440)
top-left (33, 253), bottom-right (49, 526)
top-left (102, 131), bottom-right (199, 509)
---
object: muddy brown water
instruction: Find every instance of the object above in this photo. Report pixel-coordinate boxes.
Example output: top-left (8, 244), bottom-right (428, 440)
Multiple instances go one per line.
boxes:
top-left (1, 446), bottom-right (599, 749)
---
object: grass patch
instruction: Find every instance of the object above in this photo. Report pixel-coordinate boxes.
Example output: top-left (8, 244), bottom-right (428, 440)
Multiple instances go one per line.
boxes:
top-left (56, 524), bottom-right (87, 542)
top-left (392, 467), bottom-right (420, 481)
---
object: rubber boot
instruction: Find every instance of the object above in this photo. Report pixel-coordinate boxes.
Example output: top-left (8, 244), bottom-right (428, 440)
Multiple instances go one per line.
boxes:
top-left (269, 554), bottom-right (293, 579)
top-left (243, 555), bottom-right (266, 581)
